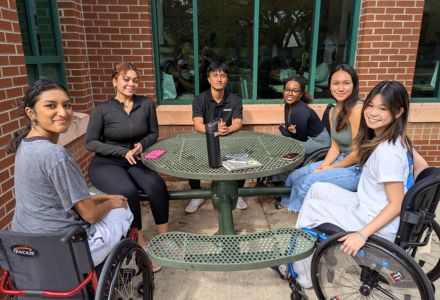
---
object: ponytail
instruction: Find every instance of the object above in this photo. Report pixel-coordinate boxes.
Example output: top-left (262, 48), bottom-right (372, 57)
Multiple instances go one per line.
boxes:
top-left (5, 124), bottom-right (31, 154)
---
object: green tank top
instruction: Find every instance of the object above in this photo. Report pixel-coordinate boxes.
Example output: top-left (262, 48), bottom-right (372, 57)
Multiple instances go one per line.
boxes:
top-left (331, 100), bottom-right (363, 154)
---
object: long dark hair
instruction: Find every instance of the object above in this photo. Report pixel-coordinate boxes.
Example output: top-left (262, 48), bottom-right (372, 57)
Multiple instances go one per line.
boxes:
top-left (328, 64), bottom-right (360, 132)
top-left (355, 80), bottom-right (412, 165)
top-left (283, 77), bottom-right (313, 104)
top-left (5, 79), bottom-right (68, 154)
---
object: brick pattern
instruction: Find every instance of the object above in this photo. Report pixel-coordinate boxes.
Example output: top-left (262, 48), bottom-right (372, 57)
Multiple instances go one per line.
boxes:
top-left (0, 1), bottom-right (28, 230)
top-left (64, 135), bottom-right (94, 184)
top-left (355, 0), bottom-right (424, 99)
top-left (57, 0), bottom-right (95, 113)
top-left (409, 123), bottom-right (440, 166)
top-left (75, 0), bottom-right (156, 103)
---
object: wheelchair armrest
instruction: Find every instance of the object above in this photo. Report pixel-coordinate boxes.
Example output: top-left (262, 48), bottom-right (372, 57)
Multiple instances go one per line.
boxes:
top-left (60, 226), bottom-right (87, 243)
top-left (314, 223), bottom-right (345, 236)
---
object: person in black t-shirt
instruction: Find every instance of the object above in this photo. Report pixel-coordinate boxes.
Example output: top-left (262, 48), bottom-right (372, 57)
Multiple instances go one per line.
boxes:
top-left (185, 62), bottom-right (248, 213)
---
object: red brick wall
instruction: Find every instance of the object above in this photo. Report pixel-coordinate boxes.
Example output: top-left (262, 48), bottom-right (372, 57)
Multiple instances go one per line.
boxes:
top-left (0, 0), bottom-right (28, 229)
top-left (355, 0), bottom-right (440, 167)
top-left (355, 0), bottom-right (424, 98)
top-left (76, 0), bottom-right (156, 103)
top-left (57, 0), bottom-right (95, 113)
top-left (65, 136), bottom-right (94, 184)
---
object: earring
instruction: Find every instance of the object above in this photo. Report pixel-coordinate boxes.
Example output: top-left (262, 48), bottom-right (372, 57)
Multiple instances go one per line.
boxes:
top-left (31, 118), bottom-right (38, 127)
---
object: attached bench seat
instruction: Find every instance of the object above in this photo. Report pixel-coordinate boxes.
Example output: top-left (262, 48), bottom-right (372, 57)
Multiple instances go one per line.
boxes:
top-left (146, 228), bottom-right (316, 271)
top-left (88, 185), bottom-right (148, 199)
top-left (89, 185), bottom-right (292, 200)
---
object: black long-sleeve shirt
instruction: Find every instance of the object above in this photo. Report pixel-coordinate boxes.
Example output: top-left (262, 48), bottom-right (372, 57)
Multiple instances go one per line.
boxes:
top-left (282, 100), bottom-right (325, 142)
top-left (86, 95), bottom-right (158, 159)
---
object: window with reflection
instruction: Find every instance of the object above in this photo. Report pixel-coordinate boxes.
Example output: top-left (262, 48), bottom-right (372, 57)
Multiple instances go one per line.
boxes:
top-left (153, 0), bottom-right (358, 102)
top-left (156, 0), bottom-right (194, 101)
top-left (258, 0), bottom-right (312, 99)
top-left (198, 1), bottom-right (254, 98)
top-left (413, 0), bottom-right (440, 99)
top-left (16, 0), bottom-right (66, 86)
top-left (314, 0), bottom-right (354, 98)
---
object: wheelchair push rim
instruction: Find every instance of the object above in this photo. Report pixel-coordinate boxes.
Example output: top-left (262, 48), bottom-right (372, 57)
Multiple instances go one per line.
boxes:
top-left (311, 232), bottom-right (434, 300)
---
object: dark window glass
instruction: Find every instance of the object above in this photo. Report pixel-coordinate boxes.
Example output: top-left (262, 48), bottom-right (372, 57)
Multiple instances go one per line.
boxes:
top-left (413, 0), bottom-right (440, 98)
top-left (41, 63), bottom-right (62, 81)
top-left (26, 64), bottom-right (38, 83)
top-left (16, 0), bottom-right (66, 86)
top-left (156, 0), bottom-right (194, 101)
top-left (198, 0), bottom-right (253, 98)
top-left (258, 0), bottom-right (313, 99)
top-left (35, 0), bottom-right (58, 56)
top-left (154, 0), bottom-right (357, 102)
top-left (16, 1), bottom-right (33, 56)
top-left (314, 0), bottom-right (354, 98)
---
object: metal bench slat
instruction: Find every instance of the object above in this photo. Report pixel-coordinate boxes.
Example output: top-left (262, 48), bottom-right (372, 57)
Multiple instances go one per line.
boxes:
top-left (146, 228), bottom-right (316, 271)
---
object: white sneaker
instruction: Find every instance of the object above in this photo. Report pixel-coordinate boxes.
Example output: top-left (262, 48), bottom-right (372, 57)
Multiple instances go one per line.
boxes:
top-left (185, 198), bottom-right (205, 213)
top-left (236, 197), bottom-right (248, 210)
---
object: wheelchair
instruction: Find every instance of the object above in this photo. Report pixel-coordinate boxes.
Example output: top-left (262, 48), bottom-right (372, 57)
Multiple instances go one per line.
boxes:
top-left (0, 226), bottom-right (154, 299)
top-left (283, 167), bottom-right (440, 299)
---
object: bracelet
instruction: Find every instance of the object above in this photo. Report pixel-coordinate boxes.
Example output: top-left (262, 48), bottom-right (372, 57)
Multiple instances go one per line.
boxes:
top-left (357, 231), bottom-right (368, 241)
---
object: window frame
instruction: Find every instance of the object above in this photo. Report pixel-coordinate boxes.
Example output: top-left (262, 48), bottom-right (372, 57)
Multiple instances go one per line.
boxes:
top-left (151, 0), bottom-right (361, 104)
top-left (412, 61), bottom-right (440, 103)
top-left (18, 0), bottom-right (67, 87)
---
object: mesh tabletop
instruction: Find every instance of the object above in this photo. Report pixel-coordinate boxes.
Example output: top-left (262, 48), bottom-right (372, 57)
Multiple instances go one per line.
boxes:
top-left (146, 227), bottom-right (316, 271)
top-left (142, 131), bottom-right (304, 180)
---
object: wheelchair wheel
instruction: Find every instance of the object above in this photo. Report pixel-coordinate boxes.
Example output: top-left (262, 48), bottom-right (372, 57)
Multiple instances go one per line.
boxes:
top-left (412, 221), bottom-right (440, 282)
top-left (95, 239), bottom-right (154, 300)
top-left (311, 232), bottom-right (434, 300)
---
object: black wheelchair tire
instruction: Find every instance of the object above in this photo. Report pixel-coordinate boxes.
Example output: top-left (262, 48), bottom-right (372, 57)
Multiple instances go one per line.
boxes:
top-left (311, 232), bottom-right (434, 300)
top-left (412, 220), bottom-right (440, 282)
top-left (95, 239), bottom-right (154, 300)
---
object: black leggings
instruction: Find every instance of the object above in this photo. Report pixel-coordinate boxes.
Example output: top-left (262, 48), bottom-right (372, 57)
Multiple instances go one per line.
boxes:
top-left (89, 156), bottom-right (169, 229)
top-left (189, 179), bottom-right (245, 189)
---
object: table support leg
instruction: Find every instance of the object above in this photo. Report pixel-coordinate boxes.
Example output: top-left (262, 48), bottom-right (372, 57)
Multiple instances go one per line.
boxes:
top-left (211, 180), bottom-right (238, 235)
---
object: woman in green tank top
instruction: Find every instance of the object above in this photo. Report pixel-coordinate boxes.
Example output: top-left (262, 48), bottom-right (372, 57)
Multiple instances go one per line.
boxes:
top-left (281, 64), bottom-right (363, 212)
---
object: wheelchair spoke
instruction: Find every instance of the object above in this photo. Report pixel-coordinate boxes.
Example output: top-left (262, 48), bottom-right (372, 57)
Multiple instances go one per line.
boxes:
top-left (312, 234), bottom-right (432, 300)
top-left (96, 240), bottom-right (153, 300)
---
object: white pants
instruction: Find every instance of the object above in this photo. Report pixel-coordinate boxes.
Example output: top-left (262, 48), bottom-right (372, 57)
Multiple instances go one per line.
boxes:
top-left (88, 208), bottom-right (133, 266)
top-left (294, 182), bottom-right (397, 288)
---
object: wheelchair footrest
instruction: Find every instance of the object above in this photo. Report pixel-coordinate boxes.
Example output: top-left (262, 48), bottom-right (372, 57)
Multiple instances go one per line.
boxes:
top-left (146, 228), bottom-right (316, 271)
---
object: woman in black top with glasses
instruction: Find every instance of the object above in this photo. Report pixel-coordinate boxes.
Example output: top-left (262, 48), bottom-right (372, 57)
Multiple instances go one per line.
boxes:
top-left (279, 78), bottom-right (331, 154)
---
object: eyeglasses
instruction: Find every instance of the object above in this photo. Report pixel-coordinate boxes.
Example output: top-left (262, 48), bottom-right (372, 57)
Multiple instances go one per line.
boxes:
top-left (284, 89), bottom-right (301, 94)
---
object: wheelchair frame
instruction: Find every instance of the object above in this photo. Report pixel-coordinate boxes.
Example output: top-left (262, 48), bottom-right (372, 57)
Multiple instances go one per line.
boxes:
top-left (0, 226), bottom-right (153, 299)
top-left (285, 167), bottom-right (440, 299)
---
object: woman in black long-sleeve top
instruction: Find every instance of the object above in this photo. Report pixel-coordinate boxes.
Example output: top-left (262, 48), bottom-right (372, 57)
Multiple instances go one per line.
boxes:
top-left (279, 78), bottom-right (331, 154)
top-left (86, 63), bottom-right (168, 271)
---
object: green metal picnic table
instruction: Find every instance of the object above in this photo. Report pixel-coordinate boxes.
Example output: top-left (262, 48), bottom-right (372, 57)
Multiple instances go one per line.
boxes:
top-left (142, 131), bottom-right (304, 235)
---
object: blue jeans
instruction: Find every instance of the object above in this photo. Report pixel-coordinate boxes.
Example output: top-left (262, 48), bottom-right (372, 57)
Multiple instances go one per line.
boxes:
top-left (280, 153), bottom-right (362, 212)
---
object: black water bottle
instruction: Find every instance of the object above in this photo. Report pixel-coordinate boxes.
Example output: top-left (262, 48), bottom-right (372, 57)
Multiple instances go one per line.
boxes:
top-left (206, 120), bottom-right (221, 168)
